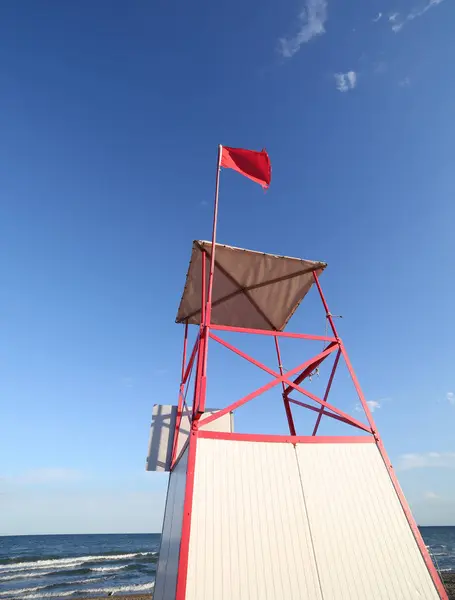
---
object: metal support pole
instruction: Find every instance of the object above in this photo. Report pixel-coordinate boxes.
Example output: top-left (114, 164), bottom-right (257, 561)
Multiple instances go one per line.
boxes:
top-left (196, 146), bottom-right (222, 416)
top-left (171, 321), bottom-right (189, 466)
top-left (274, 336), bottom-right (296, 436)
top-left (205, 145), bottom-right (222, 328)
top-left (193, 249), bottom-right (208, 420)
top-left (312, 271), bottom-right (339, 340)
top-left (312, 349), bottom-right (341, 436)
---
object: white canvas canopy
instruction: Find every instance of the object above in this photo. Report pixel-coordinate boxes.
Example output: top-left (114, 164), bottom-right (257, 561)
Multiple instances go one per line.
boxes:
top-left (176, 241), bottom-right (327, 331)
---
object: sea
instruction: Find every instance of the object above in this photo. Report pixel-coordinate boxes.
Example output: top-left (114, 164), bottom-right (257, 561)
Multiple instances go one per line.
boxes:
top-left (0, 534), bottom-right (159, 599)
top-left (0, 528), bottom-right (454, 599)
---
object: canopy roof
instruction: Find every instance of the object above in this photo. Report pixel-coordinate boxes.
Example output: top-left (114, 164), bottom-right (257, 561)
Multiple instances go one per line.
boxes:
top-left (176, 241), bottom-right (327, 331)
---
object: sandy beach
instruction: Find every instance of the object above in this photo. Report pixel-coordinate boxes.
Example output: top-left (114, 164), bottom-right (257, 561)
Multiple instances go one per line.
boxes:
top-left (80, 595), bottom-right (152, 600)
top-left (443, 572), bottom-right (455, 598)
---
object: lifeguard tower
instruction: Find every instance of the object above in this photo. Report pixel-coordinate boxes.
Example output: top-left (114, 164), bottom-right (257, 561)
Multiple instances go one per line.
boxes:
top-left (146, 147), bottom-right (448, 600)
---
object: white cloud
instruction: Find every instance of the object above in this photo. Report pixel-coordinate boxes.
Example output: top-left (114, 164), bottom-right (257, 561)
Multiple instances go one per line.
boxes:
top-left (355, 399), bottom-right (382, 413)
top-left (399, 76), bottom-right (411, 87)
top-left (373, 12), bottom-right (383, 22)
top-left (367, 400), bottom-right (381, 412)
top-left (447, 391), bottom-right (455, 405)
top-left (424, 491), bottom-right (441, 500)
top-left (397, 452), bottom-right (455, 470)
top-left (334, 71), bottom-right (357, 92)
top-left (279, 0), bottom-right (328, 58)
top-left (391, 0), bottom-right (445, 32)
top-left (389, 12), bottom-right (400, 21)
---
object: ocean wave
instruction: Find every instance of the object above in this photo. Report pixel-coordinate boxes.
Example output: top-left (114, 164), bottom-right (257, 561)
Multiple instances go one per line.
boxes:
top-left (0, 552), bottom-right (154, 574)
top-left (22, 581), bottom-right (155, 599)
top-left (91, 564), bottom-right (127, 572)
top-left (0, 556), bottom-right (60, 566)
top-left (0, 575), bottom-right (107, 599)
top-left (0, 586), bottom-right (43, 597)
top-left (0, 571), bottom-right (52, 582)
top-left (22, 592), bottom-right (75, 599)
top-left (0, 550), bottom-right (152, 566)
top-left (0, 559), bottom-right (154, 584)
top-left (43, 567), bottom-right (92, 578)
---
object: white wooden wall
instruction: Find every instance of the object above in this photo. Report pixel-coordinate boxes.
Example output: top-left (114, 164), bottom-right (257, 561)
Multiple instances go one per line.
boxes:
top-left (184, 438), bottom-right (440, 600)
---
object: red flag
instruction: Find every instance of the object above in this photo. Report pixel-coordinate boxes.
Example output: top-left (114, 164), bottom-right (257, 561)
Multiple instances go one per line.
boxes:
top-left (220, 146), bottom-right (271, 189)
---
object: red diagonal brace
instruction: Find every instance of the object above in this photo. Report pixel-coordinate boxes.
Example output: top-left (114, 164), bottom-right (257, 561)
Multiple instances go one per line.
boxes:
top-left (312, 349), bottom-right (341, 435)
top-left (199, 343), bottom-right (338, 428)
top-left (210, 332), bottom-right (336, 385)
top-left (283, 377), bottom-right (371, 433)
top-left (288, 397), bottom-right (369, 432)
top-left (182, 335), bottom-right (200, 385)
top-left (283, 341), bottom-right (338, 396)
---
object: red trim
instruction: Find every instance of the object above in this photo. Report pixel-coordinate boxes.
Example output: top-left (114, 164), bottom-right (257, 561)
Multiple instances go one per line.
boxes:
top-left (175, 431), bottom-right (198, 600)
top-left (210, 323), bottom-right (336, 342)
top-left (197, 430), bottom-right (375, 443)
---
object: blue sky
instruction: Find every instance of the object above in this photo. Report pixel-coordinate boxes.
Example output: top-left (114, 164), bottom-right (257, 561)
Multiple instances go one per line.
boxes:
top-left (1, 0), bottom-right (455, 535)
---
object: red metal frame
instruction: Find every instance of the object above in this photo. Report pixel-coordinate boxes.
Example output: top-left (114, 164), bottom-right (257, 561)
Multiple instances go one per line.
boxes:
top-left (288, 396), bottom-right (369, 431)
top-left (175, 431), bottom-right (198, 600)
top-left (170, 321), bottom-right (189, 466)
top-left (171, 150), bottom-right (448, 600)
top-left (210, 323), bottom-right (336, 342)
top-left (198, 430), bottom-right (375, 443)
top-left (274, 336), bottom-right (296, 436)
top-left (312, 349), bottom-right (341, 435)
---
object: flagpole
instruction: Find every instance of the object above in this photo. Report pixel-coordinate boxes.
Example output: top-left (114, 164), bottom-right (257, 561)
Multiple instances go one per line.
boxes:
top-left (205, 144), bottom-right (221, 327)
top-left (196, 144), bottom-right (221, 416)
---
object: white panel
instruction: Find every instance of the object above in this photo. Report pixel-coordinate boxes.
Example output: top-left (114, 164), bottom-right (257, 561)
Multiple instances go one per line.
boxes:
top-left (174, 408), bottom-right (233, 463)
top-left (296, 443), bottom-right (440, 600)
top-left (153, 447), bottom-right (188, 600)
top-left (146, 405), bottom-right (176, 472)
top-left (146, 406), bottom-right (233, 472)
top-left (186, 439), bottom-right (323, 600)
